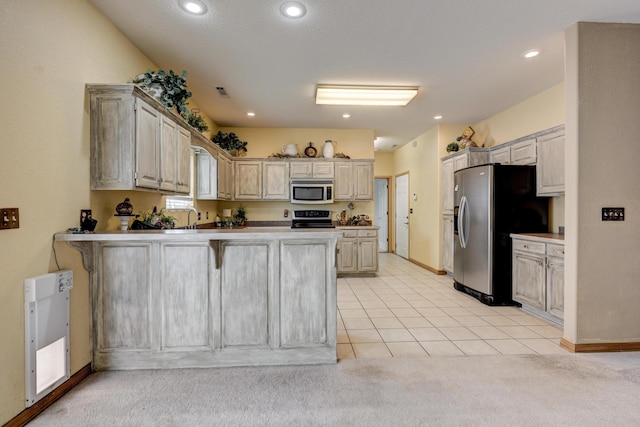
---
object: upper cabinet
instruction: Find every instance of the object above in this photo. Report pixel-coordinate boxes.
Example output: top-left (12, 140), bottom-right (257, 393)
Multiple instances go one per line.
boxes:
top-left (234, 161), bottom-right (262, 200)
top-left (441, 148), bottom-right (489, 214)
top-left (334, 160), bottom-right (374, 201)
top-left (196, 149), bottom-right (218, 200)
top-left (536, 127), bottom-right (565, 196)
top-left (262, 161), bottom-right (290, 200)
top-left (88, 84), bottom-right (192, 194)
top-left (290, 161), bottom-right (334, 179)
top-left (509, 137), bottom-right (537, 165)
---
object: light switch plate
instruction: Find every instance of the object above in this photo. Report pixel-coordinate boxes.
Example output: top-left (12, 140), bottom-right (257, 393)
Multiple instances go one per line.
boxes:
top-left (602, 207), bottom-right (624, 221)
top-left (1, 208), bottom-right (19, 229)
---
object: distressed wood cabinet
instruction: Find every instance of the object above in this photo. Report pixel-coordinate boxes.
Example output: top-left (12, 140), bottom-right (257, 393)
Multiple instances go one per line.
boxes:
top-left (234, 160), bottom-right (262, 200)
top-left (262, 161), bottom-right (290, 200)
top-left (334, 160), bottom-right (374, 201)
top-left (442, 215), bottom-right (454, 273)
top-left (536, 127), bottom-right (565, 196)
top-left (337, 227), bottom-right (379, 275)
top-left (511, 234), bottom-right (564, 325)
top-left (196, 149), bottom-right (218, 199)
top-left (290, 161), bottom-right (334, 179)
top-left (57, 229), bottom-right (340, 370)
top-left (88, 84), bottom-right (191, 194)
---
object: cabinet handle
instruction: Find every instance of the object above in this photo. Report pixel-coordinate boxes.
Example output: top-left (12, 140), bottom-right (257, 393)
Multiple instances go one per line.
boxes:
top-left (523, 244), bottom-right (529, 249)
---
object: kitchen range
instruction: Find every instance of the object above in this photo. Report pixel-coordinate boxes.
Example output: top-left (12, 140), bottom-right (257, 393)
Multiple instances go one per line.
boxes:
top-left (291, 210), bottom-right (335, 228)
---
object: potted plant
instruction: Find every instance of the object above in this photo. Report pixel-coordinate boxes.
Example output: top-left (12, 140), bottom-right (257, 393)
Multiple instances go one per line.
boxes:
top-left (132, 69), bottom-right (192, 117)
top-left (232, 205), bottom-right (247, 227)
top-left (212, 131), bottom-right (248, 156)
top-left (184, 110), bottom-right (209, 133)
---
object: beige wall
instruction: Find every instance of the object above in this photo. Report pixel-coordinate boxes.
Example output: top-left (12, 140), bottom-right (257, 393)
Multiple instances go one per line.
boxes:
top-left (474, 84), bottom-right (565, 147)
top-left (0, 0), bottom-right (163, 422)
top-left (564, 23), bottom-right (640, 345)
top-left (220, 127), bottom-right (375, 159)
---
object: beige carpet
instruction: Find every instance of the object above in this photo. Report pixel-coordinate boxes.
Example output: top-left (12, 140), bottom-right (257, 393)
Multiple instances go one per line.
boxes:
top-left (28, 352), bottom-right (640, 426)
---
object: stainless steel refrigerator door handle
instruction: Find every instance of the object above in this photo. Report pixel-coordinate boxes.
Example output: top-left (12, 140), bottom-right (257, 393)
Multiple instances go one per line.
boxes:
top-left (458, 195), bottom-right (468, 249)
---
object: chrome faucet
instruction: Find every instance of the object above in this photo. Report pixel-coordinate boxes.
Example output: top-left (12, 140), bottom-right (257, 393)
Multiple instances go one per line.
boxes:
top-left (187, 208), bottom-right (198, 229)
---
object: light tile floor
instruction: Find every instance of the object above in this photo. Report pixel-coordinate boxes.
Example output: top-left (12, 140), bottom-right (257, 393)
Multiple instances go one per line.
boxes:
top-left (337, 253), bottom-right (568, 359)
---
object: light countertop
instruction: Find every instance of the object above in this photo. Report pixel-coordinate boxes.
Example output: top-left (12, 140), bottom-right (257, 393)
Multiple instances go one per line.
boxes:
top-left (55, 227), bottom-right (342, 242)
top-left (510, 233), bottom-right (565, 244)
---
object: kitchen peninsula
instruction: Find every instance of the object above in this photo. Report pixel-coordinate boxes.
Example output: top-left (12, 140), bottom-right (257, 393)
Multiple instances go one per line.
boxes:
top-left (55, 227), bottom-right (340, 370)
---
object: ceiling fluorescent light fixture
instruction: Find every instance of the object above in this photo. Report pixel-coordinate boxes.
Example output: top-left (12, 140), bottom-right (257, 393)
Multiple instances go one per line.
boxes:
top-left (316, 85), bottom-right (418, 106)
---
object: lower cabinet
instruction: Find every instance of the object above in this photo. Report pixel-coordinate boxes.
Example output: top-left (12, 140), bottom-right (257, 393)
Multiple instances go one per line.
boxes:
top-left (87, 236), bottom-right (337, 370)
top-left (442, 215), bottom-right (453, 274)
top-left (337, 227), bottom-right (379, 275)
top-left (512, 235), bottom-right (564, 325)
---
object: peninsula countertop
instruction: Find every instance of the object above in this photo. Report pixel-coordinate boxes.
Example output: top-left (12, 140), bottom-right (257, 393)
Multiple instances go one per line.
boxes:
top-left (54, 227), bottom-right (343, 242)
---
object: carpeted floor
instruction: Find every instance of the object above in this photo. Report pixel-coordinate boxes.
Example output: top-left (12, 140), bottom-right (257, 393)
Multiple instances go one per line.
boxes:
top-left (28, 352), bottom-right (640, 426)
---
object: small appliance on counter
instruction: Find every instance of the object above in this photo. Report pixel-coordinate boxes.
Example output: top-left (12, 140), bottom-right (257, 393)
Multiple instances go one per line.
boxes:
top-left (291, 210), bottom-right (335, 228)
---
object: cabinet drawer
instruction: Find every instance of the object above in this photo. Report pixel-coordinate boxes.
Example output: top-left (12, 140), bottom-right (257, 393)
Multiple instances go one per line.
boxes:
top-left (357, 229), bottom-right (377, 238)
top-left (547, 244), bottom-right (565, 258)
top-left (512, 239), bottom-right (545, 254)
top-left (342, 230), bottom-right (357, 238)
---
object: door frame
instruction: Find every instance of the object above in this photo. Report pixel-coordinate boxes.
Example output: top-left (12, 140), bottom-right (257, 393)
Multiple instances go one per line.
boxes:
top-left (374, 176), bottom-right (391, 253)
top-left (394, 171), bottom-right (410, 259)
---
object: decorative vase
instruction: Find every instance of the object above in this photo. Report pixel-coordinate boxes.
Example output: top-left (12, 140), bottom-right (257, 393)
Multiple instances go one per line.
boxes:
top-left (322, 140), bottom-right (336, 158)
top-left (115, 198), bottom-right (133, 215)
top-left (282, 144), bottom-right (298, 156)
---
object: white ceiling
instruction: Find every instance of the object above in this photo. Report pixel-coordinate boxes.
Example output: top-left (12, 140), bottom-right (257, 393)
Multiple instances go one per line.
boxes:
top-left (90, 0), bottom-right (640, 151)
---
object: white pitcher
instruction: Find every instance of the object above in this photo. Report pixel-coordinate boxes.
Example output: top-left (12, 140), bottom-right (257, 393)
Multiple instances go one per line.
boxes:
top-left (282, 144), bottom-right (298, 157)
top-left (322, 140), bottom-right (336, 158)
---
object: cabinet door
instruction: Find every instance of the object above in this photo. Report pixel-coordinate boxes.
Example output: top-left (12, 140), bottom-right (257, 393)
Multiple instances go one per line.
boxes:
top-left (196, 150), bottom-right (217, 199)
top-left (159, 116), bottom-right (178, 192)
top-left (234, 161), bottom-right (262, 199)
top-left (546, 256), bottom-right (564, 320)
top-left (98, 243), bottom-right (152, 351)
top-left (219, 242), bottom-right (270, 347)
top-left (290, 162), bottom-right (313, 178)
top-left (176, 127), bottom-right (191, 194)
top-left (490, 146), bottom-right (511, 165)
top-left (453, 153), bottom-right (469, 171)
top-left (358, 238), bottom-right (378, 272)
top-left (90, 91), bottom-right (135, 190)
top-left (334, 162), bottom-right (353, 200)
top-left (537, 129), bottom-right (565, 196)
top-left (442, 159), bottom-right (454, 214)
top-left (337, 238), bottom-right (358, 273)
top-left (263, 161), bottom-right (290, 200)
top-left (224, 156), bottom-right (234, 199)
top-left (313, 162), bottom-right (334, 178)
top-left (135, 98), bottom-right (161, 189)
top-left (442, 215), bottom-right (453, 273)
top-left (354, 162), bottom-right (373, 200)
top-left (510, 138), bottom-right (537, 165)
top-left (161, 243), bottom-right (211, 349)
top-left (512, 250), bottom-right (546, 310)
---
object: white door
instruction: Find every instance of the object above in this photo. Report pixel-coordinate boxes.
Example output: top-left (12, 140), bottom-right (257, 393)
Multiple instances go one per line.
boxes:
top-left (374, 178), bottom-right (389, 252)
top-left (395, 173), bottom-right (409, 259)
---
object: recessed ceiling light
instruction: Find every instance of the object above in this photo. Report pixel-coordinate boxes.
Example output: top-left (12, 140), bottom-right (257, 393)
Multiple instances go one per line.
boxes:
top-left (179, 0), bottom-right (207, 15)
top-left (522, 49), bottom-right (541, 59)
top-left (247, 112), bottom-right (255, 117)
top-left (433, 115), bottom-right (443, 120)
top-left (280, 1), bottom-right (306, 18)
top-left (342, 113), bottom-right (351, 119)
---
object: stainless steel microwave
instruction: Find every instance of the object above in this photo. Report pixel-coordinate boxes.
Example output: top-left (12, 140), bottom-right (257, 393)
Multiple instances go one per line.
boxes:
top-left (290, 179), bottom-right (334, 204)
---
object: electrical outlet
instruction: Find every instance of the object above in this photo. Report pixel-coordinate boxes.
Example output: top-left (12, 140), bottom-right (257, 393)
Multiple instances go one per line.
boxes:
top-left (602, 207), bottom-right (624, 221)
top-left (1, 208), bottom-right (19, 230)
